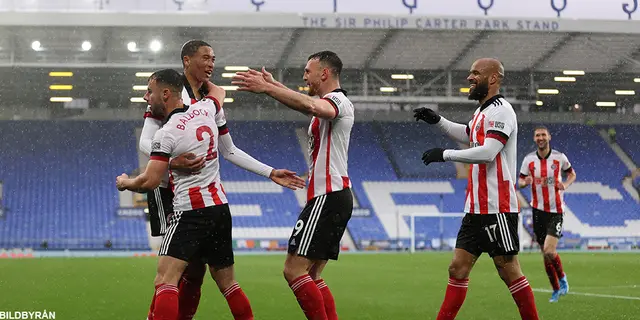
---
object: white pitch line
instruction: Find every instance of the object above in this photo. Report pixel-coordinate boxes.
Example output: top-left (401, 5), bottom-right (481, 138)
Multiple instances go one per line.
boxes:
top-left (573, 285), bottom-right (640, 290)
top-left (533, 288), bottom-right (640, 301)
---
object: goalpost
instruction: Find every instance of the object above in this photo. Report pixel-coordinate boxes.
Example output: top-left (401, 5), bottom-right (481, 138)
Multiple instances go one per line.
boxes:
top-left (402, 212), bottom-right (526, 253)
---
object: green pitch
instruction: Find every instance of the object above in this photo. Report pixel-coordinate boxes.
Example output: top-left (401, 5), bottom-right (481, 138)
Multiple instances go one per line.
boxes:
top-left (1, 252), bottom-right (638, 319)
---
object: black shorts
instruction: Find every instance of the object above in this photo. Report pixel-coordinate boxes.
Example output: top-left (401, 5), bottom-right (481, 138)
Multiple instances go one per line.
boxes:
top-left (159, 204), bottom-right (234, 269)
top-left (147, 187), bottom-right (174, 237)
top-left (288, 188), bottom-right (353, 261)
top-left (455, 213), bottom-right (520, 258)
top-left (532, 208), bottom-right (563, 247)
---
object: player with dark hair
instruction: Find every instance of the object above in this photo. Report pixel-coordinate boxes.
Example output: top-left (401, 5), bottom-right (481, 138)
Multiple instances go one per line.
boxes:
top-left (138, 40), bottom-right (218, 320)
top-left (119, 68), bottom-right (306, 320)
top-left (415, 58), bottom-right (539, 319)
top-left (518, 126), bottom-right (575, 302)
top-left (232, 51), bottom-right (353, 320)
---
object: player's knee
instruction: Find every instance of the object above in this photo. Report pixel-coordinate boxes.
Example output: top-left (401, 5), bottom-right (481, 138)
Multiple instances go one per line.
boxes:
top-left (283, 262), bottom-right (305, 282)
top-left (543, 250), bottom-right (556, 261)
top-left (183, 263), bottom-right (206, 285)
top-left (153, 273), bottom-right (164, 287)
top-left (447, 262), bottom-right (470, 279)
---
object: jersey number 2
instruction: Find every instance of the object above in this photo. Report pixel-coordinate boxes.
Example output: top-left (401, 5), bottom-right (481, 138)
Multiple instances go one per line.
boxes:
top-left (196, 125), bottom-right (217, 161)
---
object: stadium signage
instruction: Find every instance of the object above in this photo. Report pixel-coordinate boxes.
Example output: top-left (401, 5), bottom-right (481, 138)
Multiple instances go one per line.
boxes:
top-left (2, 0), bottom-right (639, 21)
top-left (303, 16), bottom-right (560, 31)
top-left (117, 208), bottom-right (145, 217)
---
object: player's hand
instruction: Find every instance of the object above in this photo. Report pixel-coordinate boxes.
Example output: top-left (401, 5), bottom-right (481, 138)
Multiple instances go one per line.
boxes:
top-left (170, 152), bottom-right (205, 173)
top-left (116, 173), bottom-right (129, 191)
top-left (524, 176), bottom-right (533, 186)
top-left (261, 67), bottom-right (277, 85)
top-left (422, 148), bottom-right (445, 166)
top-left (232, 69), bottom-right (270, 93)
top-left (205, 81), bottom-right (225, 102)
top-left (556, 181), bottom-right (566, 190)
top-left (269, 169), bottom-right (307, 190)
top-left (413, 107), bottom-right (441, 124)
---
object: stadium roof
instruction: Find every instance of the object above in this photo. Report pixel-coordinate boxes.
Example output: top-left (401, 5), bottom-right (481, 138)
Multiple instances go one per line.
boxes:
top-left (1, 26), bottom-right (640, 73)
top-left (1, 26), bottom-right (640, 111)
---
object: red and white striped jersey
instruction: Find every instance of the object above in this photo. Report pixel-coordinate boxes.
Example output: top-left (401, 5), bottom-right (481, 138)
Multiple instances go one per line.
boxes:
top-left (142, 78), bottom-right (208, 188)
top-left (306, 89), bottom-right (354, 202)
top-left (464, 95), bottom-right (520, 214)
top-left (519, 149), bottom-right (573, 213)
top-left (150, 96), bottom-right (230, 211)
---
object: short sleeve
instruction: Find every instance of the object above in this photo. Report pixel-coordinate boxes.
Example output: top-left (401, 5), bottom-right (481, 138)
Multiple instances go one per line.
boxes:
top-left (150, 129), bottom-right (175, 162)
top-left (215, 107), bottom-right (229, 135)
top-left (322, 93), bottom-right (352, 119)
top-left (519, 158), bottom-right (530, 178)
top-left (485, 109), bottom-right (515, 145)
top-left (561, 153), bottom-right (573, 172)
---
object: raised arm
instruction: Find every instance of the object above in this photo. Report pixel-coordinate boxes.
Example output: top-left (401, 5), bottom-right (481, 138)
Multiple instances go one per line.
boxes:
top-left (232, 69), bottom-right (337, 119)
top-left (421, 109), bottom-right (514, 166)
top-left (414, 108), bottom-right (469, 144)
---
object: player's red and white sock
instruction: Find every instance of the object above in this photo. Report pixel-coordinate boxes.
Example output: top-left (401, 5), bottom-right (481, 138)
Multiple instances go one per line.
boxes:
top-left (551, 254), bottom-right (565, 279)
top-left (177, 265), bottom-right (205, 320)
top-left (508, 276), bottom-right (539, 320)
top-left (544, 260), bottom-right (560, 291)
top-left (314, 279), bottom-right (338, 320)
top-left (153, 283), bottom-right (179, 320)
top-left (222, 282), bottom-right (254, 320)
top-left (436, 277), bottom-right (469, 320)
top-left (147, 285), bottom-right (159, 320)
top-left (289, 274), bottom-right (328, 320)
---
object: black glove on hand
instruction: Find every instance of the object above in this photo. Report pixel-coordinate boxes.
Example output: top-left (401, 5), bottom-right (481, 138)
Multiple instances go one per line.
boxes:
top-left (413, 107), bottom-right (441, 124)
top-left (422, 148), bottom-right (445, 166)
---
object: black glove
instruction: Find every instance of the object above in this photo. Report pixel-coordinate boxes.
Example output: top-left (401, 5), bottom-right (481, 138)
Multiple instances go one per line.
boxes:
top-left (422, 148), bottom-right (445, 166)
top-left (413, 107), bottom-right (441, 124)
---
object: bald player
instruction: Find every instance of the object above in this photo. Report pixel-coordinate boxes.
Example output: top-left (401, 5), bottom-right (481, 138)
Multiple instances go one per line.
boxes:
top-left (415, 58), bottom-right (540, 320)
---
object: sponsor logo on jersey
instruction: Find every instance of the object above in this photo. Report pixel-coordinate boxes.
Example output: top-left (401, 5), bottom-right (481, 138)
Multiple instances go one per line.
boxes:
top-left (329, 95), bottom-right (341, 107)
top-left (489, 120), bottom-right (505, 129)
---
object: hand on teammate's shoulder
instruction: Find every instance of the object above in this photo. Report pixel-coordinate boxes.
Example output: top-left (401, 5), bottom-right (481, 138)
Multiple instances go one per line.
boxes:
top-left (206, 80), bottom-right (226, 102)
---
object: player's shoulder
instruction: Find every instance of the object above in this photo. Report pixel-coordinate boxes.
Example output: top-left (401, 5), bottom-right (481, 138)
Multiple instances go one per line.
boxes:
top-left (551, 149), bottom-right (568, 158)
top-left (323, 89), bottom-right (352, 107)
top-left (487, 96), bottom-right (516, 119)
top-left (524, 151), bottom-right (538, 160)
top-left (192, 96), bottom-right (221, 113)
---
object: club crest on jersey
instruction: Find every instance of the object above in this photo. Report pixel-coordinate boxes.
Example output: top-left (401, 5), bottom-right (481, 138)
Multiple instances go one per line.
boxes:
top-left (488, 121), bottom-right (505, 129)
top-left (551, 164), bottom-right (558, 170)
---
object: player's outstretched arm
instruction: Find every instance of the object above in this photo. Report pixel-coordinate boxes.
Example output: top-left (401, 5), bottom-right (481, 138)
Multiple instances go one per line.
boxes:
top-left (232, 70), bottom-right (337, 119)
top-left (116, 159), bottom-right (168, 193)
top-left (217, 132), bottom-right (306, 190)
top-left (422, 138), bottom-right (504, 166)
top-left (260, 67), bottom-right (288, 89)
top-left (413, 107), bottom-right (469, 144)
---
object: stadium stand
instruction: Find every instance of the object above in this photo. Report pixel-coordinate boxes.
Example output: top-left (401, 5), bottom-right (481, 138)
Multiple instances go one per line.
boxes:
top-left (0, 120), bottom-right (638, 250)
